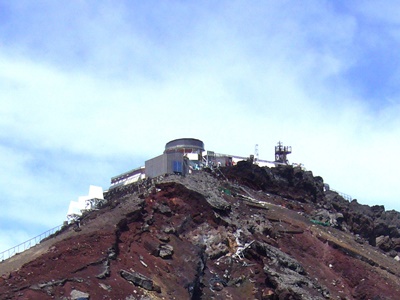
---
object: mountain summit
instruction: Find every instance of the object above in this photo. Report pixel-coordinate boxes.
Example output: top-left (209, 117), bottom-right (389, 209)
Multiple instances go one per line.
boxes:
top-left (1, 162), bottom-right (400, 299)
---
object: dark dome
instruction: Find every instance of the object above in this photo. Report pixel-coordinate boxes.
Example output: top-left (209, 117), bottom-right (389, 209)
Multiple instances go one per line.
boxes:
top-left (164, 138), bottom-right (205, 153)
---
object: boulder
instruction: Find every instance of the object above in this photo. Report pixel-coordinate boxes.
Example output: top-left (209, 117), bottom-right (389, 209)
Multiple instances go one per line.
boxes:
top-left (70, 289), bottom-right (90, 300)
top-left (96, 260), bottom-right (110, 279)
top-left (392, 238), bottom-right (400, 252)
top-left (154, 203), bottom-right (172, 215)
top-left (158, 244), bottom-right (174, 259)
top-left (257, 241), bottom-right (329, 299)
top-left (376, 236), bottom-right (393, 252)
top-left (163, 226), bottom-right (176, 234)
top-left (120, 270), bottom-right (161, 293)
top-left (206, 192), bottom-right (231, 211)
top-left (310, 209), bottom-right (344, 228)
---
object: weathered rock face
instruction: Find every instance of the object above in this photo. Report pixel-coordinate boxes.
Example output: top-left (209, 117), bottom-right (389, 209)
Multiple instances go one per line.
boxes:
top-left (324, 190), bottom-right (400, 251)
top-left (221, 161), bottom-right (325, 203)
top-left (1, 164), bottom-right (400, 299)
top-left (223, 162), bottom-right (400, 254)
top-left (120, 269), bottom-right (161, 293)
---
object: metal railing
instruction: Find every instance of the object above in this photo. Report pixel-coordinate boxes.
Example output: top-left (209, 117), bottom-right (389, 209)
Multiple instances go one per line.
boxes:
top-left (0, 224), bottom-right (63, 262)
top-left (330, 189), bottom-right (353, 201)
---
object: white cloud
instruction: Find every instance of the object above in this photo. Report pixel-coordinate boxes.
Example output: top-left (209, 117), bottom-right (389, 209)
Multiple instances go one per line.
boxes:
top-left (1, 0), bottom-right (400, 252)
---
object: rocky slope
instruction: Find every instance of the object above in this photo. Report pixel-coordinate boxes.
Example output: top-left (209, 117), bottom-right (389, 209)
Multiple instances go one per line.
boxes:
top-left (1, 162), bottom-right (400, 299)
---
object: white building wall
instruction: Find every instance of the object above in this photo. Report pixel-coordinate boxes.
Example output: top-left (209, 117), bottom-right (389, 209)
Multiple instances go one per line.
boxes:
top-left (67, 185), bottom-right (104, 219)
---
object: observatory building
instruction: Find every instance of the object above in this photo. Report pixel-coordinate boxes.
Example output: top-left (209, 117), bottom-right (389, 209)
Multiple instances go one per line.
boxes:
top-left (108, 138), bottom-right (284, 189)
top-left (145, 138), bottom-right (205, 178)
top-left (68, 138), bottom-right (292, 219)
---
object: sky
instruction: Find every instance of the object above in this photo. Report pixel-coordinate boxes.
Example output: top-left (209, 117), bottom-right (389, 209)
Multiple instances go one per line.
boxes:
top-left (1, 0), bottom-right (400, 253)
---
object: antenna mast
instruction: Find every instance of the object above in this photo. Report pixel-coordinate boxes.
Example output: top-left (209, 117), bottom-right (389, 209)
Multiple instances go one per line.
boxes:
top-left (275, 141), bottom-right (292, 164)
top-left (254, 144), bottom-right (259, 164)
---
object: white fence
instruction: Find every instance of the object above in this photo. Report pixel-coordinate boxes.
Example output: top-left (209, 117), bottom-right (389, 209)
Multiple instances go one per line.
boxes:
top-left (0, 224), bottom-right (63, 262)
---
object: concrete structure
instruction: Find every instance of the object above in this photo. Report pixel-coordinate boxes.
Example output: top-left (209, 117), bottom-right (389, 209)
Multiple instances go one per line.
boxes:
top-left (145, 152), bottom-right (186, 178)
top-left (109, 138), bottom-right (281, 189)
top-left (164, 138), bottom-right (205, 154)
top-left (110, 167), bottom-right (145, 189)
top-left (145, 138), bottom-right (204, 178)
top-left (203, 151), bottom-right (275, 168)
top-left (67, 185), bottom-right (104, 221)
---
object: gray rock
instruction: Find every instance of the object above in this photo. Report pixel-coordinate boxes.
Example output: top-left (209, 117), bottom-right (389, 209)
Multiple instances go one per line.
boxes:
top-left (376, 235), bottom-right (393, 252)
top-left (70, 289), bottom-right (90, 300)
top-left (158, 244), bottom-right (174, 259)
top-left (163, 226), bottom-right (176, 234)
top-left (156, 203), bottom-right (172, 215)
top-left (157, 234), bottom-right (170, 242)
top-left (96, 260), bottom-right (110, 279)
top-left (255, 241), bottom-right (328, 299)
top-left (392, 238), bottom-right (400, 251)
top-left (107, 247), bottom-right (117, 260)
top-left (255, 241), bottom-right (305, 274)
top-left (208, 242), bottom-right (229, 260)
top-left (310, 209), bottom-right (344, 228)
top-left (246, 214), bottom-right (272, 235)
top-left (99, 282), bottom-right (112, 291)
top-left (206, 192), bottom-right (231, 211)
top-left (120, 269), bottom-right (161, 293)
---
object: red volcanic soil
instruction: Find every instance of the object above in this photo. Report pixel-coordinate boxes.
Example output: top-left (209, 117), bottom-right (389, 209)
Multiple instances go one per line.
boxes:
top-left (1, 168), bottom-right (400, 299)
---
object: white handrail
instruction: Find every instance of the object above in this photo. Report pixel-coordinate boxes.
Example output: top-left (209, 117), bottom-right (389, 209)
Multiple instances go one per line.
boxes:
top-left (0, 224), bottom-right (63, 262)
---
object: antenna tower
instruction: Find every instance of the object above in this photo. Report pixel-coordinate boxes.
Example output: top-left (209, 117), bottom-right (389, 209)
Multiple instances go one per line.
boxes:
top-left (254, 144), bottom-right (259, 164)
top-left (275, 141), bottom-right (292, 164)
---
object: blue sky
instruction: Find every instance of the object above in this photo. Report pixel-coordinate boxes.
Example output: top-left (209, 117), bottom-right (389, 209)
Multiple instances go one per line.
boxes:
top-left (1, 0), bottom-right (400, 252)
